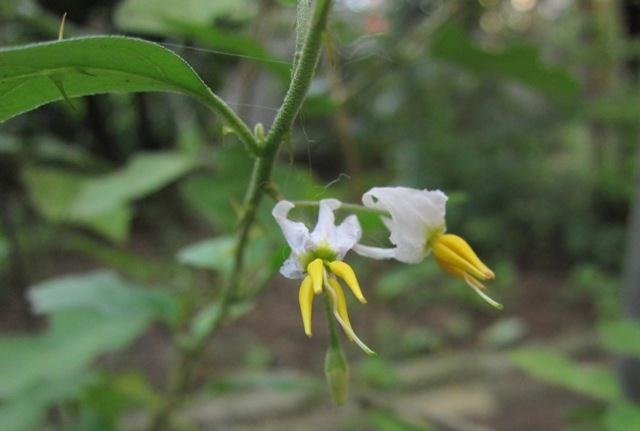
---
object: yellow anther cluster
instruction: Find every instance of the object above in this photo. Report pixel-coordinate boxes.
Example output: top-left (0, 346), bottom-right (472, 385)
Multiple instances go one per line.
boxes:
top-left (431, 234), bottom-right (501, 309)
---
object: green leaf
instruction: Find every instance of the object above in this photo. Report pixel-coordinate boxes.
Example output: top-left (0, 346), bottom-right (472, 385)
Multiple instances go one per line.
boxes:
top-left (431, 23), bottom-right (579, 101)
top-left (509, 348), bottom-right (620, 402)
top-left (70, 151), bottom-right (198, 217)
top-left (161, 20), bottom-right (290, 81)
top-left (0, 374), bottom-right (95, 431)
top-left (0, 36), bottom-right (223, 122)
top-left (114, 0), bottom-right (253, 35)
top-left (28, 270), bottom-right (179, 324)
top-left (180, 145), bottom-right (252, 231)
top-left (177, 233), bottom-right (283, 280)
top-left (0, 310), bottom-right (148, 398)
top-left (190, 301), bottom-right (254, 340)
top-left (177, 236), bottom-right (236, 273)
top-left (22, 167), bottom-right (132, 243)
top-left (83, 372), bottom-right (163, 424)
top-left (599, 320), bottom-right (640, 358)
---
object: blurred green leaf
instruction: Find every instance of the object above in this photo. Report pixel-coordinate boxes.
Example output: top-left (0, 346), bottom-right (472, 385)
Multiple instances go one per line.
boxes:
top-left (0, 374), bottom-right (95, 431)
top-left (190, 301), bottom-right (254, 341)
top-left (83, 372), bottom-right (162, 425)
top-left (431, 23), bottom-right (579, 101)
top-left (177, 236), bottom-right (236, 273)
top-left (162, 20), bottom-right (290, 81)
top-left (0, 310), bottom-right (148, 398)
top-left (114, 0), bottom-right (252, 34)
top-left (23, 152), bottom-right (196, 241)
top-left (22, 167), bottom-right (132, 242)
top-left (368, 409), bottom-right (432, 431)
top-left (0, 36), bottom-right (224, 122)
top-left (71, 151), bottom-right (198, 217)
top-left (181, 145), bottom-right (251, 231)
top-left (603, 403), bottom-right (640, 431)
top-left (599, 320), bottom-right (640, 358)
top-left (28, 270), bottom-right (179, 324)
top-left (509, 348), bottom-right (620, 402)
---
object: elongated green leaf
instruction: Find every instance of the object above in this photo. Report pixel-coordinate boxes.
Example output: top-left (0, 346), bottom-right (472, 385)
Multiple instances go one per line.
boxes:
top-left (0, 36), bottom-right (221, 122)
top-left (70, 151), bottom-right (198, 217)
top-left (0, 311), bottom-right (148, 398)
top-left (177, 236), bottom-right (236, 273)
top-left (0, 374), bottom-right (94, 431)
top-left (22, 167), bottom-right (132, 242)
top-left (162, 20), bottom-right (290, 81)
top-left (114, 0), bottom-right (252, 34)
top-left (509, 348), bottom-right (620, 402)
top-left (28, 270), bottom-right (179, 324)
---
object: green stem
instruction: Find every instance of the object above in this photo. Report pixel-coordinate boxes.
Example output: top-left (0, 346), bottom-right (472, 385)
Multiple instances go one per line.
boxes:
top-left (146, 2), bottom-right (334, 429)
top-left (196, 91), bottom-right (261, 156)
top-left (292, 200), bottom-right (390, 217)
top-left (262, 0), bottom-right (332, 155)
top-left (322, 292), bottom-right (341, 349)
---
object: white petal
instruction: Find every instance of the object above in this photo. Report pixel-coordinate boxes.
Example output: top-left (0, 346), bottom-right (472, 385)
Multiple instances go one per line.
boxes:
top-left (352, 244), bottom-right (397, 260)
top-left (272, 200), bottom-right (310, 254)
top-left (279, 254), bottom-right (305, 279)
top-left (309, 198), bottom-right (341, 244)
top-left (361, 187), bottom-right (448, 263)
top-left (333, 214), bottom-right (362, 260)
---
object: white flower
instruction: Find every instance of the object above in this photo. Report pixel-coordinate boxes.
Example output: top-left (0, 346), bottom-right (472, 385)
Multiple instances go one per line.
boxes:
top-left (353, 187), bottom-right (448, 263)
top-left (273, 199), bottom-right (362, 279)
top-left (354, 186), bottom-right (501, 309)
top-left (272, 199), bottom-right (374, 353)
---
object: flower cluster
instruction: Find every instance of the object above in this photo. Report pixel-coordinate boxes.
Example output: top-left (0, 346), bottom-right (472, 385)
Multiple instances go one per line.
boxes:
top-left (273, 187), bottom-right (501, 354)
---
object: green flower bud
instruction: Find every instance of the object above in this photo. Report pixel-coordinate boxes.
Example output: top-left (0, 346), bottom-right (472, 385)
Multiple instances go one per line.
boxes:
top-left (324, 345), bottom-right (349, 405)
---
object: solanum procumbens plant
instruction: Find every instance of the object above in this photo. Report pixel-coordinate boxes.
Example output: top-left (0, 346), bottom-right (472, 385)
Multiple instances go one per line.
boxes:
top-left (0, 0), bottom-right (501, 423)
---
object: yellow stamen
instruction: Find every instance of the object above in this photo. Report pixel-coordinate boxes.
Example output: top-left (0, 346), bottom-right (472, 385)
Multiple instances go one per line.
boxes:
top-left (432, 234), bottom-right (502, 309)
top-left (327, 277), bottom-right (353, 340)
top-left (464, 273), bottom-right (503, 310)
top-left (307, 258), bottom-right (324, 294)
top-left (432, 235), bottom-right (491, 281)
top-left (328, 261), bottom-right (366, 303)
top-left (298, 276), bottom-right (314, 336)
top-left (323, 275), bottom-right (375, 355)
top-left (437, 234), bottom-right (494, 278)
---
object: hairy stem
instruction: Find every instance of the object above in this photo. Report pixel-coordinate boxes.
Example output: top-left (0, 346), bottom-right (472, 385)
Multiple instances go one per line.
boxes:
top-left (146, 1), bottom-right (334, 429)
top-left (197, 91), bottom-right (261, 156)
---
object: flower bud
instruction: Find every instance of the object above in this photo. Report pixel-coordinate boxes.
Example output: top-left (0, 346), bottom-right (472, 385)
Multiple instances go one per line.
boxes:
top-left (324, 345), bottom-right (349, 405)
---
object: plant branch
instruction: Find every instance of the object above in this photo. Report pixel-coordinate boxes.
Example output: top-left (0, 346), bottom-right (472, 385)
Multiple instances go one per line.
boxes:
top-left (146, 1), bottom-right (334, 429)
top-left (262, 0), bottom-right (332, 155)
top-left (197, 91), bottom-right (261, 156)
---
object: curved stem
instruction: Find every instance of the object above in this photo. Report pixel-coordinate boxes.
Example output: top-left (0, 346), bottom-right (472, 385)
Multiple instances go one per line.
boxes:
top-left (196, 91), bottom-right (261, 156)
top-left (146, 2), bottom-right (334, 429)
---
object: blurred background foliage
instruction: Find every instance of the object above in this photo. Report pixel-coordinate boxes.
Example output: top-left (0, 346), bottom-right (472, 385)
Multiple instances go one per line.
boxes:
top-left (0, 0), bottom-right (639, 430)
